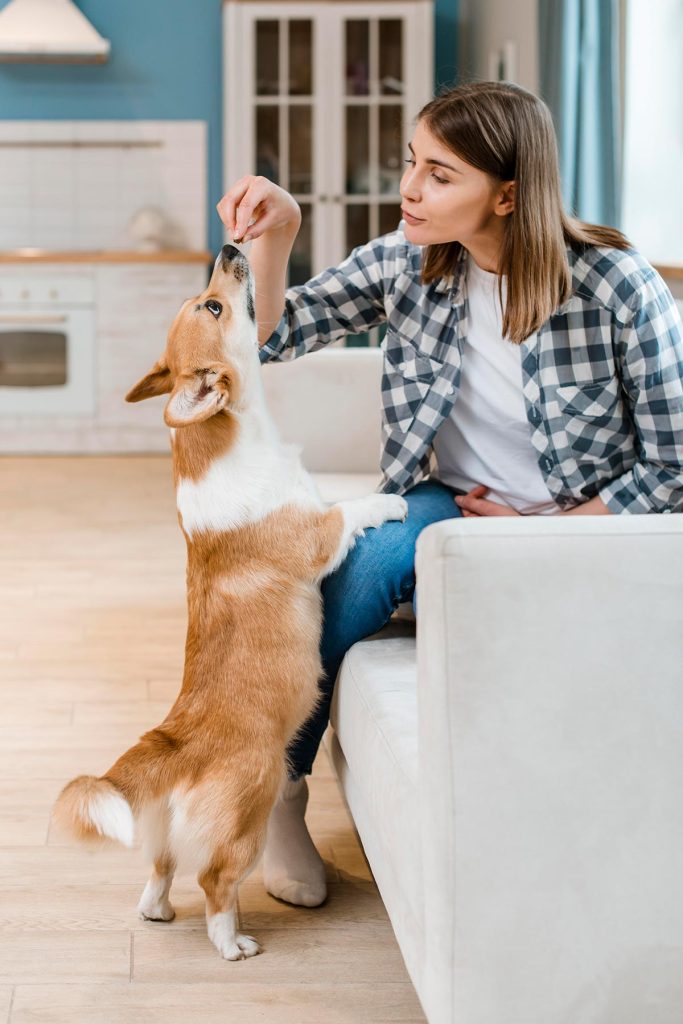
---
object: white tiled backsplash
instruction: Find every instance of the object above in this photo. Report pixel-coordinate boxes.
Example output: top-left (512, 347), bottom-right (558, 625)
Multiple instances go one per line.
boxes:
top-left (0, 121), bottom-right (207, 251)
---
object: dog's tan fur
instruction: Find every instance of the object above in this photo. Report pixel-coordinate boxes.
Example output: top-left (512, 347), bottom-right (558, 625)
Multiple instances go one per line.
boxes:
top-left (53, 246), bottom-right (406, 960)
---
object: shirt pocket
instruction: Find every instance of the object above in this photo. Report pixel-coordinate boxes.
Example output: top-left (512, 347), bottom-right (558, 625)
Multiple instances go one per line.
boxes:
top-left (382, 330), bottom-right (443, 431)
top-left (554, 377), bottom-right (628, 458)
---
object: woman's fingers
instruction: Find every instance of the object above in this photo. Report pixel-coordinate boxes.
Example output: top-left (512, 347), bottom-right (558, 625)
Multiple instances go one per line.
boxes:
top-left (455, 489), bottom-right (520, 517)
top-left (455, 486), bottom-right (514, 516)
top-left (216, 176), bottom-right (252, 236)
top-left (216, 176), bottom-right (267, 238)
top-left (240, 200), bottom-right (276, 242)
top-left (216, 176), bottom-right (300, 242)
top-left (234, 182), bottom-right (271, 240)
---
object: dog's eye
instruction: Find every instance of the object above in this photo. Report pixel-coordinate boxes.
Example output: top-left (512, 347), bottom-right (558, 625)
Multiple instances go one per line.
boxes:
top-left (205, 300), bottom-right (222, 318)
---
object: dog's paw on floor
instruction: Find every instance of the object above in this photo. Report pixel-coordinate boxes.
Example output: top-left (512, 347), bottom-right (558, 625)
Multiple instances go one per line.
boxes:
top-left (138, 899), bottom-right (176, 922)
top-left (208, 913), bottom-right (262, 960)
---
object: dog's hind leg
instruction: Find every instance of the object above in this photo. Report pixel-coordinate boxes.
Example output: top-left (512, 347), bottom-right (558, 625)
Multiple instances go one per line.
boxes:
top-left (137, 798), bottom-right (176, 922)
top-left (199, 861), bottom-right (261, 961)
top-left (138, 853), bottom-right (176, 922)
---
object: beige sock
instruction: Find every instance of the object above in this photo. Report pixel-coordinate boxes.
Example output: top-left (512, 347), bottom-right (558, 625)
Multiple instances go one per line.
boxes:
top-left (263, 776), bottom-right (327, 907)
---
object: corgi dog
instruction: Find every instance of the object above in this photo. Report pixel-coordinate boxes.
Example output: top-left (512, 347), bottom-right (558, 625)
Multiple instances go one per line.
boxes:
top-left (52, 244), bottom-right (407, 961)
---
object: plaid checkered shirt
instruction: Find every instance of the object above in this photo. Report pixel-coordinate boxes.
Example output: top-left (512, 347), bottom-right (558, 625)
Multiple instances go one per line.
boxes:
top-left (259, 225), bottom-right (683, 514)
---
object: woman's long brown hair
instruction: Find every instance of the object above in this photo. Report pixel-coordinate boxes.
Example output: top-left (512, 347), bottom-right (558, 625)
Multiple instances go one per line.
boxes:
top-left (418, 81), bottom-right (630, 344)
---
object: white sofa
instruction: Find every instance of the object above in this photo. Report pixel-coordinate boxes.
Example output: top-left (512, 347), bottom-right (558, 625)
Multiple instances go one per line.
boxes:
top-left (262, 347), bottom-right (683, 1024)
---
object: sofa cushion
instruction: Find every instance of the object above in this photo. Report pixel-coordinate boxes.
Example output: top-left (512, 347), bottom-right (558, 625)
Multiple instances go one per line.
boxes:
top-left (329, 635), bottom-right (422, 926)
top-left (311, 472), bottom-right (381, 503)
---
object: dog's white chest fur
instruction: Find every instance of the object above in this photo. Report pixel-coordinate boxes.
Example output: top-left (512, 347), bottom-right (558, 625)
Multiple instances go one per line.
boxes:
top-left (175, 420), bottom-right (322, 537)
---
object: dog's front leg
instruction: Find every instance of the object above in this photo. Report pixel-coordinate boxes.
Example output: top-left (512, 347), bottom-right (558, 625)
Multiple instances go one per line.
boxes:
top-left (316, 493), bottom-right (408, 580)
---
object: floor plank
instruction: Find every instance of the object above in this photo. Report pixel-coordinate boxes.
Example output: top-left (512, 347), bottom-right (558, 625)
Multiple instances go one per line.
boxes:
top-left (0, 932), bottom-right (130, 984)
top-left (10, 983), bottom-right (425, 1023)
top-left (0, 988), bottom-right (12, 1024)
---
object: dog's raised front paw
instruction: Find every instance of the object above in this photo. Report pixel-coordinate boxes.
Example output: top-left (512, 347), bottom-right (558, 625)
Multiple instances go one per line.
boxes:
top-left (357, 493), bottom-right (408, 530)
top-left (380, 494), bottom-right (408, 522)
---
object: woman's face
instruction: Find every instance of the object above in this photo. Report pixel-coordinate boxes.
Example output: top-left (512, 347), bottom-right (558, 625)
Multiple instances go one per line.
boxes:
top-left (399, 119), bottom-right (511, 249)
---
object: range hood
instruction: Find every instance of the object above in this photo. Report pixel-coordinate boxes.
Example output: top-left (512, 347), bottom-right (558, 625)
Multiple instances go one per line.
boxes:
top-left (0, 0), bottom-right (110, 63)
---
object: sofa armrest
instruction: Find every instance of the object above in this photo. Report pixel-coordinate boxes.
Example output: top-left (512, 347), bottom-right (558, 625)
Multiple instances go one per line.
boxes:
top-left (414, 515), bottom-right (683, 1024)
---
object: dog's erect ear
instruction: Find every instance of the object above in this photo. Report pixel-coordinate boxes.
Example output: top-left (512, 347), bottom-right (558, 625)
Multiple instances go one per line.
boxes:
top-left (125, 359), bottom-right (173, 403)
top-left (164, 363), bottom-right (235, 428)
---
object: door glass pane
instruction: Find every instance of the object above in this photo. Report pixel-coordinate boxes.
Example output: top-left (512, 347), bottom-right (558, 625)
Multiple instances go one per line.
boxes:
top-left (346, 106), bottom-right (369, 194)
top-left (346, 204), bottom-right (369, 252)
top-left (289, 20), bottom-right (312, 95)
top-left (289, 105), bottom-right (312, 194)
top-left (379, 203), bottom-right (401, 236)
top-left (379, 106), bottom-right (402, 195)
top-left (0, 331), bottom-right (67, 386)
top-left (256, 106), bottom-right (280, 184)
top-left (379, 20), bottom-right (403, 95)
top-left (289, 203), bottom-right (312, 286)
top-left (345, 21), bottom-right (369, 96)
top-left (256, 21), bottom-right (279, 96)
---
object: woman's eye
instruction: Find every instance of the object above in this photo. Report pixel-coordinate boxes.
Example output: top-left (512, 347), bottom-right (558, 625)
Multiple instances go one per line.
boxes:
top-left (404, 158), bottom-right (415, 166)
top-left (431, 172), bottom-right (448, 185)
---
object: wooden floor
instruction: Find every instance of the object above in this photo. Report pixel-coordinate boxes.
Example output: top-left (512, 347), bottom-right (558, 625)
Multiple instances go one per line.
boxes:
top-left (0, 456), bottom-right (426, 1024)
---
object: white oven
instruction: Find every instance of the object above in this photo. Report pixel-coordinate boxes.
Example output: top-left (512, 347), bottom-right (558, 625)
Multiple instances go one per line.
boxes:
top-left (0, 273), bottom-right (96, 416)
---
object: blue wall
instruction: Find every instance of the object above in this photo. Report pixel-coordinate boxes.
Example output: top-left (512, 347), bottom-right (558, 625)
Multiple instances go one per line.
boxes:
top-left (0, 0), bottom-right (457, 255)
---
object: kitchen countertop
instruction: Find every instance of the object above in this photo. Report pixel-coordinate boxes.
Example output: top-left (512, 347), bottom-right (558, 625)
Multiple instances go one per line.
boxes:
top-left (0, 249), bottom-right (213, 264)
top-left (0, 249), bottom-right (679, 279)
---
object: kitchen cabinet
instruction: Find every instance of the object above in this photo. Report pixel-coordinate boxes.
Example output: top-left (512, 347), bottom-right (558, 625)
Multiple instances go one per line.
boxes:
top-left (223, 0), bottom-right (433, 344)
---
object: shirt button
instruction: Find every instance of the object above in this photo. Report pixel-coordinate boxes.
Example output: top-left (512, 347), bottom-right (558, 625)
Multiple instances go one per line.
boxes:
top-left (447, 385), bottom-right (455, 395)
top-left (543, 456), bottom-right (553, 473)
top-left (398, 362), bottom-right (406, 371)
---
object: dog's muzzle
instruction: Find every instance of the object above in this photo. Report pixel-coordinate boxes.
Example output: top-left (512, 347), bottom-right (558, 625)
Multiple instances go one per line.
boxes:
top-left (219, 243), bottom-right (246, 268)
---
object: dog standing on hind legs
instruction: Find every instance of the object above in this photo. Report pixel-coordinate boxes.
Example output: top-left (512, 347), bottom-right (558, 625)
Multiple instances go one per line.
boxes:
top-left (52, 244), bottom-right (407, 961)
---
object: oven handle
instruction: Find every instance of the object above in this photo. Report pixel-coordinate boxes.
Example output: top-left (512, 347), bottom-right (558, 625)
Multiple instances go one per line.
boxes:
top-left (0, 315), bottom-right (69, 325)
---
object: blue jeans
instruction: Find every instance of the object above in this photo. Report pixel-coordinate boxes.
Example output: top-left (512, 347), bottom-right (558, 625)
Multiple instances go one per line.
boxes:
top-left (286, 479), bottom-right (463, 780)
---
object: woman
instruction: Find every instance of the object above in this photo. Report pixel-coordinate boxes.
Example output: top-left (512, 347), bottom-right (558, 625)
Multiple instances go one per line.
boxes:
top-left (217, 81), bottom-right (683, 907)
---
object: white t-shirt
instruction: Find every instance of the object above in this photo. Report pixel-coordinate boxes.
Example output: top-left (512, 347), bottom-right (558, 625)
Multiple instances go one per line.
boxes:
top-left (432, 255), bottom-right (559, 515)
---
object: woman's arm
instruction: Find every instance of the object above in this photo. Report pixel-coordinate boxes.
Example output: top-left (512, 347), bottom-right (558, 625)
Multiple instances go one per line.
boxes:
top-left (257, 234), bottom-right (393, 364)
top-left (598, 269), bottom-right (683, 514)
top-left (454, 487), bottom-right (612, 516)
top-left (562, 496), bottom-right (610, 515)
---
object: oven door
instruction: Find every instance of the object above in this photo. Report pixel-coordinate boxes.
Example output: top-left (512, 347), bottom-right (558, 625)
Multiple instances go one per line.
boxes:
top-left (0, 308), bottom-right (96, 416)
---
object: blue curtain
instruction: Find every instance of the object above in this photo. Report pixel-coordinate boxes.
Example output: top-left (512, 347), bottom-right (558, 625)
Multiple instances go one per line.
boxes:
top-left (538, 0), bottom-right (622, 227)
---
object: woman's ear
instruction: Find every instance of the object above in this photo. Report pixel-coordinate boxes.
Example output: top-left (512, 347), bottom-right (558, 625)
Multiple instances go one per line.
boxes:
top-left (164, 363), bottom-right (235, 428)
top-left (125, 358), bottom-right (173, 402)
top-left (495, 180), bottom-right (516, 217)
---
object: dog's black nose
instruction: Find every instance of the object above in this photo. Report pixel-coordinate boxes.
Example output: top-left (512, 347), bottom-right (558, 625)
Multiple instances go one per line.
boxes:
top-left (221, 243), bottom-right (242, 264)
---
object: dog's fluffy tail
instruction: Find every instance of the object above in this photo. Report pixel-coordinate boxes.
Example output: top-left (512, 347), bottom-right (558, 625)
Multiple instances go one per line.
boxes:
top-left (53, 775), bottom-right (135, 848)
